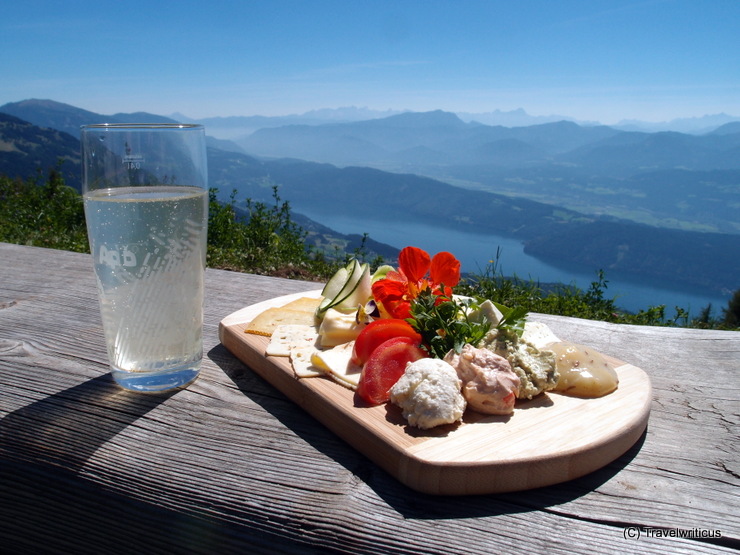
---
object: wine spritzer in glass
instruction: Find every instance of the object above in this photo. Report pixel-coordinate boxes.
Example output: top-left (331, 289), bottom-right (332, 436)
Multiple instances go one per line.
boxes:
top-left (81, 123), bottom-right (208, 393)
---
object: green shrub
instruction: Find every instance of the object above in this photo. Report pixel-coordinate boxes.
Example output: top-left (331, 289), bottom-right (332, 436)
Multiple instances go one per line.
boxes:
top-left (0, 168), bottom-right (89, 252)
top-left (206, 185), bottom-right (339, 279)
top-left (457, 250), bottom-right (736, 329)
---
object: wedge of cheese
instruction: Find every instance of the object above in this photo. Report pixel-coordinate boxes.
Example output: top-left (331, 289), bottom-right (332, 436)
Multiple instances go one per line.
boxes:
top-left (311, 342), bottom-right (362, 390)
top-left (521, 321), bottom-right (560, 350)
top-left (317, 308), bottom-right (366, 347)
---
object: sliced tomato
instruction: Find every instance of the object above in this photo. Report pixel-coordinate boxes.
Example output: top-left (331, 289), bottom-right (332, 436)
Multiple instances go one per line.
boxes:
top-left (351, 318), bottom-right (422, 366)
top-left (356, 336), bottom-right (428, 405)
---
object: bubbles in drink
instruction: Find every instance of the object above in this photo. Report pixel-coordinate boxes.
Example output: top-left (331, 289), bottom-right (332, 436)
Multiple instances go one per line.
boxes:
top-left (84, 186), bottom-right (208, 384)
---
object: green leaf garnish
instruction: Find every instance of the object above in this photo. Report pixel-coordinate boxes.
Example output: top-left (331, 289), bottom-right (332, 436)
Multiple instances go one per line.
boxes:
top-left (407, 290), bottom-right (530, 359)
top-left (407, 290), bottom-right (491, 359)
top-left (492, 301), bottom-right (528, 336)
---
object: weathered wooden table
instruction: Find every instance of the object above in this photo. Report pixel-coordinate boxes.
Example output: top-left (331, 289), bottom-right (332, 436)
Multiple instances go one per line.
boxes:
top-left (1, 242), bottom-right (737, 554)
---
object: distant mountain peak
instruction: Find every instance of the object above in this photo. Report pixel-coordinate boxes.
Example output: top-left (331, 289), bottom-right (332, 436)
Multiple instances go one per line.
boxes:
top-left (8, 98), bottom-right (75, 109)
top-left (110, 112), bottom-right (179, 124)
top-left (457, 108), bottom-right (599, 128)
top-left (2, 98), bottom-right (101, 116)
top-left (707, 121), bottom-right (740, 136)
top-left (300, 106), bottom-right (404, 121)
top-left (381, 109), bottom-right (467, 127)
top-left (170, 112), bottom-right (197, 123)
top-left (614, 112), bottom-right (740, 134)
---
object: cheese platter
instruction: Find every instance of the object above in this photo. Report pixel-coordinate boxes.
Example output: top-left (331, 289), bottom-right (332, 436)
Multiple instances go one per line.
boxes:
top-left (219, 289), bottom-right (652, 495)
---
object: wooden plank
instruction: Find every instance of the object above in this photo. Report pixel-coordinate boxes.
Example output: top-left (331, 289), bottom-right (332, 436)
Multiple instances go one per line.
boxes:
top-left (1, 243), bottom-right (738, 554)
top-left (219, 291), bottom-right (652, 495)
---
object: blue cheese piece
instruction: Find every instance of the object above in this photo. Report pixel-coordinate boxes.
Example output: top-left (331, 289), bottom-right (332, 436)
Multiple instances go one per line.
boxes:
top-left (482, 328), bottom-right (559, 399)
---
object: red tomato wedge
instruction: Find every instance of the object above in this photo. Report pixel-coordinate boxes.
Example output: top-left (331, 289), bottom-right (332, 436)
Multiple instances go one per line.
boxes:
top-left (356, 336), bottom-right (428, 405)
top-left (351, 318), bottom-right (422, 366)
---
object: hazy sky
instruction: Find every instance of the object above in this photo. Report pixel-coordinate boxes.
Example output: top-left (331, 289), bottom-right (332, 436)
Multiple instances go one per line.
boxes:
top-left (2, 0), bottom-right (738, 123)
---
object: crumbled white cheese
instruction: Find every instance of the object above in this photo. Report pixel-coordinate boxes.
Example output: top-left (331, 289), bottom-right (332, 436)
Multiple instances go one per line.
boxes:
top-left (390, 358), bottom-right (466, 429)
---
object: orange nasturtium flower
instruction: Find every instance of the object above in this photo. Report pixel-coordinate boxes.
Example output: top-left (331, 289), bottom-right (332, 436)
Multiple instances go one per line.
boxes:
top-left (372, 246), bottom-right (461, 319)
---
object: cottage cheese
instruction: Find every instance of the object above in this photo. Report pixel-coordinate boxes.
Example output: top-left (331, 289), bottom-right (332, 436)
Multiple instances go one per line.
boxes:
top-left (389, 358), bottom-right (466, 429)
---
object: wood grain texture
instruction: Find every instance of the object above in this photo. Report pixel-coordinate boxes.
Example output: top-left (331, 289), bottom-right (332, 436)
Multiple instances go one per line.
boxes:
top-left (220, 291), bottom-right (652, 495)
top-left (1, 243), bottom-right (738, 554)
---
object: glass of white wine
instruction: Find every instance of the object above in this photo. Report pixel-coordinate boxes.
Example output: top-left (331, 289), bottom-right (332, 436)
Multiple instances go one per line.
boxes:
top-left (81, 123), bottom-right (208, 393)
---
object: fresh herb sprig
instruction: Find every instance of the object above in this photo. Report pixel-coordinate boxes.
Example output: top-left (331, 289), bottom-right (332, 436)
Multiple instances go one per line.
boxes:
top-left (407, 290), bottom-right (491, 359)
top-left (491, 301), bottom-right (529, 337)
top-left (407, 290), bottom-right (530, 359)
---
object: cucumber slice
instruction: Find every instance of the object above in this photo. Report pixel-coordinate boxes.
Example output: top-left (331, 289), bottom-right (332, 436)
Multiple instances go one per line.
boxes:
top-left (321, 265), bottom-right (349, 299)
top-left (371, 264), bottom-right (395, 283)
top-left (328, 259), bottom-right (362, 307)
top-left (318, 259), bottom-right (360, 315)
top-left (339, 263), bottom-right (371, 310)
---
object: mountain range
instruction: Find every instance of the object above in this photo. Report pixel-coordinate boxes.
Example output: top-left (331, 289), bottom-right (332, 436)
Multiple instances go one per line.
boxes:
top-left (1, 99), bottom-right (738, 298)
top-left (5, 100), bottom-right (736, 235)
top-left (227, 109), bottom-right (740, 235)
top-left (182, 106), bottom-right (740, 136)
top-left (237, 109), bottom-right (740, 168)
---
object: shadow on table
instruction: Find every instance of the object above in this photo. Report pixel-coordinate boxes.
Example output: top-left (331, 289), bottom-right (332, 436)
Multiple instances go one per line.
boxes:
top-left (0, 373), bottom-right (174, 472)
top-left (0, 371), bottom-right (326, 554)
top-left (211, 343), bottom-right (648, 520)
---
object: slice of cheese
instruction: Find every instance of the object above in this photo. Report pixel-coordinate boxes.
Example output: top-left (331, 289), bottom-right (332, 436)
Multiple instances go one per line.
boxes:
top-left (266, 324), bottom-right (318, 356)
top-left (290, 345), bottom-right (324, 378)
top-left (311, 342), bottom-right (362, 390)
top-left (281, 296), bottom-right (323, 312)
top-left (317, 308), bottom-right (366, 347)
top-left (265, 324), bottom-right (324, 378)
top-left (259, 305), bottom-right (363, 388)
top-left (245, 297), bottom-right (321, 336)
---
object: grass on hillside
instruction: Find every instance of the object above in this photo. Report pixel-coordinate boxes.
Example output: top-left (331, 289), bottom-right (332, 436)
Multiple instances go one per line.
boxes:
top-left (1, 169), bottom-right (738, 330)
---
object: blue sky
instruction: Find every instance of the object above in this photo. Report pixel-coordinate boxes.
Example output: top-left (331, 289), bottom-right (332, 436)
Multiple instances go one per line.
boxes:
top-left (2, 0), bottom-right (738, 123)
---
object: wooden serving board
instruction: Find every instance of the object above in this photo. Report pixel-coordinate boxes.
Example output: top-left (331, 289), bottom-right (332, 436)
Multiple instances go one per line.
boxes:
top-left (219, 291), bottom-right (652, 495)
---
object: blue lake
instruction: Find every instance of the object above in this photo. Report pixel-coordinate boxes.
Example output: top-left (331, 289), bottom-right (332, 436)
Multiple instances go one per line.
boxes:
top-left (298, 210), bottom-right (733, 317)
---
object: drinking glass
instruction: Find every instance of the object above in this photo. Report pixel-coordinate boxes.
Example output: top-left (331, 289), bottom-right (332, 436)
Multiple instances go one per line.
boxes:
top-left (81, 123), bottom-right (209, 393)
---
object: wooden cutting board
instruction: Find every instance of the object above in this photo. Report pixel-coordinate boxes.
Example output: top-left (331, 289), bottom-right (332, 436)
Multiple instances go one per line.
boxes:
top-left (219, 291), bottom-right (652, 495)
